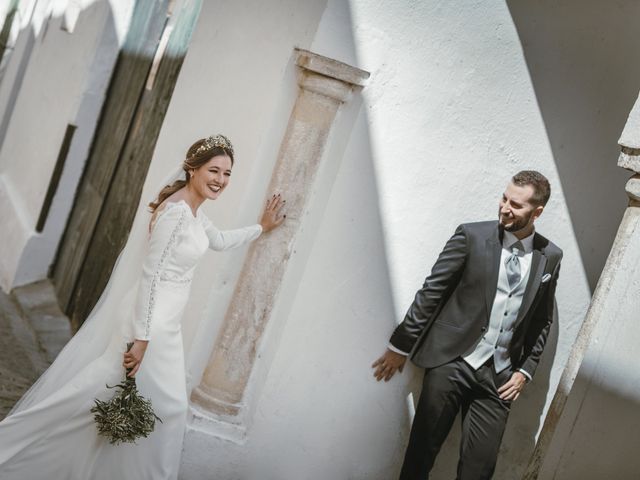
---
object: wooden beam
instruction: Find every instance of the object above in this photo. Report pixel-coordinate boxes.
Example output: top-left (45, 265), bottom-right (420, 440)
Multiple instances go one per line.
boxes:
top-left (53, 0), bottom-right (171, 323)
top-left (67, 0), bottom-right (203, 329)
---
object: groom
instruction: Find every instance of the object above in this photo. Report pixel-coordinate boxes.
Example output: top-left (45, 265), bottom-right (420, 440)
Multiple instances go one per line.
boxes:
top-left (372, 171), bottom-right (562, 479)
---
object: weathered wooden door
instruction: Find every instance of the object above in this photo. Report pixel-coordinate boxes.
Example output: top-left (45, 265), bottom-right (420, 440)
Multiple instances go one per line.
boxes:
top-left (53, 0), bottom-right (202, 330)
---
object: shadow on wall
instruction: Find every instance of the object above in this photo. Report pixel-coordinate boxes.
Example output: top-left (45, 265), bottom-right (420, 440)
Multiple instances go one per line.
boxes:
top-left (329, 6), bottom-right (416, 478)
top-left (329, 102), bottom-right (413, 480)
top-left (541, 371), bottom-right (640, 478)
top-left (254, 5), bottom-right (415, 478)
top-left (428, 304), bottom-right (558, 479)
top-left (506, 0), bottom-right (640, 292)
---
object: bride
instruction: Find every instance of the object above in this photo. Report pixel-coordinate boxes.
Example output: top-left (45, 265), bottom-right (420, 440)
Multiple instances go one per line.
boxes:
top-left (0, 134), bottom-right (285, 479)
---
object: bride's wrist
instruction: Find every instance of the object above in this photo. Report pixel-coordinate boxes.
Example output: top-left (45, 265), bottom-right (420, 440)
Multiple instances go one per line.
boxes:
top-left (133, 339), bottom-right (149, 347)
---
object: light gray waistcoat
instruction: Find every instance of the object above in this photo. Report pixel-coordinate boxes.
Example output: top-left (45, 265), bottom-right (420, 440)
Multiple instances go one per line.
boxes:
top-left (463, 253), bottom-right (530, 373)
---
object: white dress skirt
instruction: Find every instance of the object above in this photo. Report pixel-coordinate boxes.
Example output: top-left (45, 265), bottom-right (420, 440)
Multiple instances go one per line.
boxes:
top-left (0, 200), bottom-right (262, 479)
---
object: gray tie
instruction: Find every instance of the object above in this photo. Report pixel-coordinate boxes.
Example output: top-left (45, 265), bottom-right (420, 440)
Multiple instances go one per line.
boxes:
top-left (505, 241), bottom-right (524, 289)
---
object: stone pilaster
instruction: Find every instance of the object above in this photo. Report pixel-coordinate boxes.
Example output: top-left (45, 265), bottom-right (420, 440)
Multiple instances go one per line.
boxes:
top-left (190, 49), bottom-right (369, 432)
top-left (523, 94), bottom-right (640, 479)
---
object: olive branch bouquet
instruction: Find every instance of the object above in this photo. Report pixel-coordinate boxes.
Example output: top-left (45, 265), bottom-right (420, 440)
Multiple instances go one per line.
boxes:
top-left (91, 343), bottom-right (162, 445)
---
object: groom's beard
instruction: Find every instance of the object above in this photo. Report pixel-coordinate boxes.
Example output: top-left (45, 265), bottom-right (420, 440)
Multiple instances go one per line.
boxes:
top-left (500, 211), bottom-right (534, 233)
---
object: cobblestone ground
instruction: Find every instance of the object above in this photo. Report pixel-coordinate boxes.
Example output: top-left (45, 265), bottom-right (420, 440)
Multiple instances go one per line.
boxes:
top-left (0, 280), bottom-right (71, 420)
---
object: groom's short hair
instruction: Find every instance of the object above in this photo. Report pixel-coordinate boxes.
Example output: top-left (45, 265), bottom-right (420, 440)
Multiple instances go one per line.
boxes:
top-left (512, 170), bottom-right (551, 206)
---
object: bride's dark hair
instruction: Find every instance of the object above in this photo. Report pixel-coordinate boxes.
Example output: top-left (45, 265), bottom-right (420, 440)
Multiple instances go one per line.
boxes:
top-left (148, 137), bottom-right (234, 212)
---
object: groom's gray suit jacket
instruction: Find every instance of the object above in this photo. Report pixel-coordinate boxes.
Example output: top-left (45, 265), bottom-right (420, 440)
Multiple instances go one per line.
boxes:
top-left (390, 220), bottom-right (562, 378)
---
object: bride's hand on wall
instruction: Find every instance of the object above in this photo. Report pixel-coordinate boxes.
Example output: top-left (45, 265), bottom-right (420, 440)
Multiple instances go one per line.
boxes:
top-left (260, 193), bottom-right (286, 233)
top-left (123, 340), bottom-right (149, 377)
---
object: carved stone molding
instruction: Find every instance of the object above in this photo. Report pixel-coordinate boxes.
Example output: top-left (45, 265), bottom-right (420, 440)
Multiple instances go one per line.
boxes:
top-left (618, 92), bottom-right (640, 173)
top-left (626, 174), bottom-right (640, 206)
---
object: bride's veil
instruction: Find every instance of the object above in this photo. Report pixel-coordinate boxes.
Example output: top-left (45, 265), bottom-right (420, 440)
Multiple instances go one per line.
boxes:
top-left (8, 165), bottom-right (186, 415)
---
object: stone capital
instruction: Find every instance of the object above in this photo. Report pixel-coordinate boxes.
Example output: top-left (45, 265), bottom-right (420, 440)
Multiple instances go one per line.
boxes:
top-left (297, 71), bottom-right (354, 103)
top-left (295, 48), bottom-right (369, 102)
top-left (295, 48), bottom-right (370, 86)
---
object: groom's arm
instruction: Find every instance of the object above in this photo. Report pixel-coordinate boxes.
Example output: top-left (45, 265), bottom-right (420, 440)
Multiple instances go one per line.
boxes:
top-left (389, 224), bottom-right (468, 354)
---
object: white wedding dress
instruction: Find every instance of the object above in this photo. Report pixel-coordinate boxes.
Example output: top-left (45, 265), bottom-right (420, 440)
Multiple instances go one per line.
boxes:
top-left (0, 199), bottom-right (262, 479)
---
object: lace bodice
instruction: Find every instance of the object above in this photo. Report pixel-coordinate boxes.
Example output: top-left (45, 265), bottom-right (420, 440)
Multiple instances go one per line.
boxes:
top-left (132, 200), bottom-right (262, 340)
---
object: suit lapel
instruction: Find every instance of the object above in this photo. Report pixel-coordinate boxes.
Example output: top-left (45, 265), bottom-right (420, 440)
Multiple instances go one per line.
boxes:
top-left (484, 227), bottom-right (502, 320)
top-left (515, 238), bottom-right (548, 326)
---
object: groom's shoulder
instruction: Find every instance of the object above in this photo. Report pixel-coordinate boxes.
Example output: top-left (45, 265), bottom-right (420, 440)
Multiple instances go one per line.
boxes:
top-left (534, 231), bottom-right (563, 259)
top-left (458, 220), bottom-right (498, 237)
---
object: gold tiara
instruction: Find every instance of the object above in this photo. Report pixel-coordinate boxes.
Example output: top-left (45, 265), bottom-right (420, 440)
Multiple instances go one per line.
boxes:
top-left (193, 134), bottom-right (234, 157)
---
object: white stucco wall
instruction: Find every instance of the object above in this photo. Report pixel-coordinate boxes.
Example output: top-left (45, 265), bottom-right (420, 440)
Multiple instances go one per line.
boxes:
top-left (0, 0), bottom-right (635, 478)
top-left (168, 1), bottom-right (636, 479)
top-left (0, 0), bottom-right (133, 291)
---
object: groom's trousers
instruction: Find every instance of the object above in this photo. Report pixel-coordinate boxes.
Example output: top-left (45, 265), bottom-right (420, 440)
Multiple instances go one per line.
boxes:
top-left (399, 357), bottom-right (513, 480)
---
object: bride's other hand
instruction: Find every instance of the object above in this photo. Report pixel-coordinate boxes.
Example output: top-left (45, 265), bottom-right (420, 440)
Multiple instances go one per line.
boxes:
top-left (123, 340), bottom-right (149, 377)
top-left (260, 193), bottom-right (286, 233)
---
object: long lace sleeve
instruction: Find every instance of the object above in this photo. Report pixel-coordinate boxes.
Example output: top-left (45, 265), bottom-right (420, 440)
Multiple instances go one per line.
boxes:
top-left (201, 214), bottom-right (262, 251)
top-left (132, 205), bottom-right (187, 341)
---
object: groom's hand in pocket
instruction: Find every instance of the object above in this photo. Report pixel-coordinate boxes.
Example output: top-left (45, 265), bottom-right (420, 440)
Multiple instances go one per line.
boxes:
top-left (372, 349), bottom-right (407, 382)
top-left (123, 340), bottom-right (149, 377)
top-left (498, 371), bottom-right (527, 401)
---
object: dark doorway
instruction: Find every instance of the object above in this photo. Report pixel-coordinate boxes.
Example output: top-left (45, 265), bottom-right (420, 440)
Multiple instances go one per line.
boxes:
top-left (53, 0), bottom-right (203, 330)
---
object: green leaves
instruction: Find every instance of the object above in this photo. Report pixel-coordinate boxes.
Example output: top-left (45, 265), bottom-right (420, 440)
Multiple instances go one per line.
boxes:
top-left (91, 376), bottom-right (162, 445)
top-left (91, 343), bottom-right (162, 445)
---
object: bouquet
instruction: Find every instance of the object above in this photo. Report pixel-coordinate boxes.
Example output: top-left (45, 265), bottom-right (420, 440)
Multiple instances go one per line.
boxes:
top-left (91, 343), bottom-right (162, 445)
